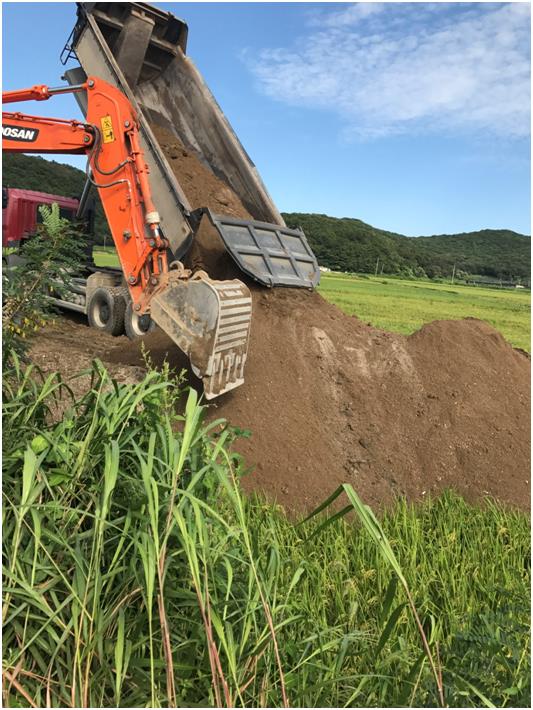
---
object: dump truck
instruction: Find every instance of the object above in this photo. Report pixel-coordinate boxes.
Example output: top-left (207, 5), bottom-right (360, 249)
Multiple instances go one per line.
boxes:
top-left (2, 188), bottom-right (79, 249)
top-left (2, 2), bottom-right (319, 398)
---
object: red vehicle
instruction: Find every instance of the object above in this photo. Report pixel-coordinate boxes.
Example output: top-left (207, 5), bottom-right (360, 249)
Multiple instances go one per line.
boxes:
top-left (2, 187), bottom-right (79, 248)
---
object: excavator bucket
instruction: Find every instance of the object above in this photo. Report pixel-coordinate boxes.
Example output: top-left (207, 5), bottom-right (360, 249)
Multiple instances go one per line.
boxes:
top-left (150, 277), bottom-right (252, 399)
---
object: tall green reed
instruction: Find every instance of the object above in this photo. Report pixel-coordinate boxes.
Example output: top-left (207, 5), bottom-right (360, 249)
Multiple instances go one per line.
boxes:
top-left (2, 355), bottom-right (530, 707)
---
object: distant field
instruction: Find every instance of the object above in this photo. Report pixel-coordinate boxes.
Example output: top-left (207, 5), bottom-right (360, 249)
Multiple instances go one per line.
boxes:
top-left (93, 249), bottom-right (531, 351)
top-left (93, 247), bottom-right (119, 268)
top-left (319, 273), bottom-right (531, 352)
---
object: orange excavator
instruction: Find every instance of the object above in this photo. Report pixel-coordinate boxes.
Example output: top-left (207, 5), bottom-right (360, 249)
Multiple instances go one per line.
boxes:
top-left (2, 76), bottom-right (256, 397)
top-left (2, 3), bottom-right (320, 399)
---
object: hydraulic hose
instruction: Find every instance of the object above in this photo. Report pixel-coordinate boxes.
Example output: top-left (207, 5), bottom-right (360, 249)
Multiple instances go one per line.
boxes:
top-left (84, 126), bottom-right (130, 190)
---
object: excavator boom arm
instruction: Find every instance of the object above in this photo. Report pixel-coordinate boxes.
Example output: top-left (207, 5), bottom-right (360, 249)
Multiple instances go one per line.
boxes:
top-left (3, 112), bottom-right (93, 154)
top-left (2, 77), bottom-right (168, 308)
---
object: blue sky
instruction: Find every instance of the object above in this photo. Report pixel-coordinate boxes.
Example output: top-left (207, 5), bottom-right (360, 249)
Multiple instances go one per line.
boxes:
top-left (2, 2), bottom-right (531, 236)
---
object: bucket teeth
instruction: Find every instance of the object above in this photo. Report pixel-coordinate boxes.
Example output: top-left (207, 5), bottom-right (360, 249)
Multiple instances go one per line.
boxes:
top-left (150, 276), bottom-right (251, 399)
top-left (202, 283), bottom-right (252, 398)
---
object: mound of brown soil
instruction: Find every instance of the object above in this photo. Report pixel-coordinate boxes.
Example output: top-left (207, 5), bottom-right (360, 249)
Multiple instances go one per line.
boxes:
top-left (105, 124), bottom-right (532, 513)
top-left (26, 126), bottom-right (526, 513)
top-left (109, 288), bottom-right (530, 512)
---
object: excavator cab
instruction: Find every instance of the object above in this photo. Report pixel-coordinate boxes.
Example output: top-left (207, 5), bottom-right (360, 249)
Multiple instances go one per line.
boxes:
top-left (58, 2), bottom-right (320, 398)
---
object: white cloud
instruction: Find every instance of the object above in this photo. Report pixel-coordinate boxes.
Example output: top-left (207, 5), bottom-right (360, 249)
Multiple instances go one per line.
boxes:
top-left (246, 3), bottom-right (531, 139)
top-left (319, 2), bottom-right (386, 28)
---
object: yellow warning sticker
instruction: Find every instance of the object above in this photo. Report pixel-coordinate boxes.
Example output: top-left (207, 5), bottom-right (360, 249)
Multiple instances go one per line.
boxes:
top-left (101, 115), bottom-right (115, 143)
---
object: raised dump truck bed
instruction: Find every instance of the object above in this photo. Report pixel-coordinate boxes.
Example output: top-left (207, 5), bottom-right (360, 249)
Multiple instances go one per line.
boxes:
top-left (65, 3), bottom-right (285, 239)
top-left (63, 1), bottom-right (319, 288)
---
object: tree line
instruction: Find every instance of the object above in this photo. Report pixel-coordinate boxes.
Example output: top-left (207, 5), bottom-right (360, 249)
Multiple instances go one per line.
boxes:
top-left (3, 154), bottom-right (529, 282)
top-left (283, 212), bottom-right (530, 283)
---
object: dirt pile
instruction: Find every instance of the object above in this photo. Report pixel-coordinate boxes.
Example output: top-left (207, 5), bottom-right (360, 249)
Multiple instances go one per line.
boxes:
top-left (104, 124), bottom-right (532, 512)
top-left (108, 287), bottom-right (529, 512)
top-left (32, 126), bottom-right (529, 513)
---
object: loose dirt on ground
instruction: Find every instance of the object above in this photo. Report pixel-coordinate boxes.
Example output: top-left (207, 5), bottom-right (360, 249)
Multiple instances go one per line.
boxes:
top-left (30, 126), bottom-right (531, 514)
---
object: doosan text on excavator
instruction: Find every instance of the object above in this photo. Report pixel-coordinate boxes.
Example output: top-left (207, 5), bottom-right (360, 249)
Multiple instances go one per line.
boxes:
top-left (2, 2), bottom-right (320, 398)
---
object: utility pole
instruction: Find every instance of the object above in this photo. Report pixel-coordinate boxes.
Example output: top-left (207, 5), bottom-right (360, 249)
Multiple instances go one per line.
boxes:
top-left (451, 263), bottom-right (456, 285)
top-left (374, 257), bottom-right (379, 276)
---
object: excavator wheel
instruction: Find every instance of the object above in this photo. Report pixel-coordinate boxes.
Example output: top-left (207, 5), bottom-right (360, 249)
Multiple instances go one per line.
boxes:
top-left (87, 286), bottom-right (126, 336)
top-left (124, 300), bottom-right (156, 340)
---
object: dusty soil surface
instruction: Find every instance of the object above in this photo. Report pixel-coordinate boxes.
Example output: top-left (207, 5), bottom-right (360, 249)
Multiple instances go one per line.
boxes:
top-left (30, 126), bottom-right (531, 514)
top-left (29, 313), bottom-right (147, 401)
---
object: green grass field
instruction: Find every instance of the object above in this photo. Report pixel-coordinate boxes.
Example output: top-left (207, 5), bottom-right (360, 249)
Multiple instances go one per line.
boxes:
top-left (319, 273), bottom-right (531, 352)
top-left (93, 246), bottom-right (119, 268)
top-left (3, 246), bottom-right (529, 706)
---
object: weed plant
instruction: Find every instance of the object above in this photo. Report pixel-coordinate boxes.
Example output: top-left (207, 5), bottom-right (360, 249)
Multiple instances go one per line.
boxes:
top-left (2, 356), bottom-right (530, 707)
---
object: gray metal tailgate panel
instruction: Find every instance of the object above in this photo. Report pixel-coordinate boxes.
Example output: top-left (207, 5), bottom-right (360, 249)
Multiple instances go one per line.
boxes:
top-left (205, 211), bottom-right (320, 288)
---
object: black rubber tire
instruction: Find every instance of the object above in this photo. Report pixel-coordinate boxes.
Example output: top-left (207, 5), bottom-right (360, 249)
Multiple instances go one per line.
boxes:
top-left (87, 287), bottom-right (126, 336)
top-left (124, 300), bottom-right (156, 340)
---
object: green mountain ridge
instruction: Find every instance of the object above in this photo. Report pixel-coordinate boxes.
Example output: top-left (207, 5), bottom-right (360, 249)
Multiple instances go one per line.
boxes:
top-left (283, 212), bottom-right (530, 282)
top-left (3, 154), bottom-right (530, 282)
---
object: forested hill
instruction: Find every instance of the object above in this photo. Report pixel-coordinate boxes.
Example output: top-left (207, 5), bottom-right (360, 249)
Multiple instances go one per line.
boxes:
top-left (3, 154), bottom-right (529, 281)
top-left (283, 213), bottom-right (530, 282)
top-left (3, 153), bottom-right (88, 198)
